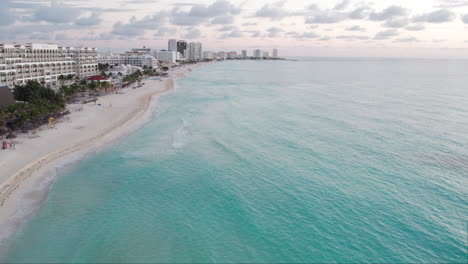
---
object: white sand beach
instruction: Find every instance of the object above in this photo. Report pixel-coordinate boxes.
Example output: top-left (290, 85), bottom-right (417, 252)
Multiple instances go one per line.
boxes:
top-left (0, 63), bottom-right (202, 241)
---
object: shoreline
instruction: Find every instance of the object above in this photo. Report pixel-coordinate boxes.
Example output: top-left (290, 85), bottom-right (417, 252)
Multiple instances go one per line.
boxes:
top-left (0, 62), bottom-right (205, 242)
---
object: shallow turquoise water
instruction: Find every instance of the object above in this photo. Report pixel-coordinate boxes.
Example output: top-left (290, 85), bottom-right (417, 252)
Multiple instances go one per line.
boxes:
top-left (1, 59), bottom-right (467, 263)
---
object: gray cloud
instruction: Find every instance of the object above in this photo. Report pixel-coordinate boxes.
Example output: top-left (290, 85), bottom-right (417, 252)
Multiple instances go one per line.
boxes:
top-left (221, 29), bottom-right (243, 38)
top-left (211, 16), bottom-right (234, 25)
top-left (242, 22), bottom-right (257, 26)
top-left (349, 7), bottom-right (371, 19)
top-left (171, 0), bottom-right (241, 25)
top-left (334, 0), bottom-right (350, 10)
top-left (297, 32), bottom-right (320, 38)
top-left (154, 27), bottom-right (177, 37)
top-left (405, 24), bottom-right (425, 31)
top-left (305, 11), bottom-right (348, 24)
top-left (75, 12), bottom-right (102, 26)
top-left (413, 9), bottom-right (456, 23)
top-left (336, 35), bottom-right (370, 40)
top-left (462, 14), bottom-right (468, 23)
top-left (267, 27), bottom-right (283, 37)
top-left (346, 25), bottom-right (366, 32)
top-left (30, 0), bottom-right (81, 23)
top-left (183, 28), bottom-right (202, 39)
top-left (383, 17), bottom-right (409, 28)
top-left (0, 1), bottom-right (15, 26)
top-left (394, 37), bottom-right (419, 42)
top-left (254, 1), bottom-right (290, 20)
top-left (374, 29), bottom-right (400, 39)
top-left (369, 6), bottom-right (408, 21)
top-left (219, 25), bottom-right (236, 31)
top-left (110, 12), bottom-right (167, 36)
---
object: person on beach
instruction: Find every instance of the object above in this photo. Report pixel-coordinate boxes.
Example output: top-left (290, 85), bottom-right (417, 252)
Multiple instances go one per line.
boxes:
top-left (2, 140), bottom-right (7, 150)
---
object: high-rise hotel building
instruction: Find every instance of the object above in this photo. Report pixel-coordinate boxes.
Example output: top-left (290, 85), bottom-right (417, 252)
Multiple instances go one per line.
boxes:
top-left (0, 43), bottom-right (98, 88)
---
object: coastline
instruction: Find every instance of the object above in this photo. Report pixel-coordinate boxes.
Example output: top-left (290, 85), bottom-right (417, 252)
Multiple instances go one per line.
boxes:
top-left (0, 63), bottom-right (204, 242)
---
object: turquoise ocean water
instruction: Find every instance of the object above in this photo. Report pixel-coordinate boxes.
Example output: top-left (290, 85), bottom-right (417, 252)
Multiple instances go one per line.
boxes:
top-left (1, 59), bottom-right (467, 263)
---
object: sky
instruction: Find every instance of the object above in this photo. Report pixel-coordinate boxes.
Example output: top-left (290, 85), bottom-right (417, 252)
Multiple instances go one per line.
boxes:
top-left (1, 0), bottom-right (468, 58)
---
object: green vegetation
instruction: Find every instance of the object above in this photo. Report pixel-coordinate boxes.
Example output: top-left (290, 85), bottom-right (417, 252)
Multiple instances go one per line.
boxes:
top-left (1, 81), bottom-right (66, 135)
top-left (123, 70), bottom-right (143, 83)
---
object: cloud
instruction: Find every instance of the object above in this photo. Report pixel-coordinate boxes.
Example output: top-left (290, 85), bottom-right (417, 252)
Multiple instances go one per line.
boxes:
top-left (221, 29), bottom-right (243, 38)
top-left (346, 25), bottom-right (366, 32)
top-left (405, 24), bottom-right (425, 31)
top-left (297, 32), bottom-right (320, 38)
top-left (183, 28), bottom-right (202, 39)
top-left (383, 17), bottom-right (409, 28)
top-left (462, 14), bottom-right (468, 23)
top-left (254, 1), bottom-right (290, 20)
top-left (211, 16), bottom-right (234, 25)
top-left (242, 22), bottom-right (257, 26)
top-left (435, 0), bottom-right (468, 8)
top-left (250, 31), bottom-right (261, 37)
top-left (336, 35), bottom-right (370, 40)
top-left (374, 29), bottom-right (400, 39)
top-left (30, 33), bottom-right (52, 40)
top-left (0, 1), bottom-right (15, 26)
top-left (369, 6), bottom-right (408, 21)
top-left (218, 25), bottom-right (236, 31)
top-left (171, 0), bottom-right (241, 25)
top-left (267, 27), bottom-right (283, 37)
top-left (334, 0), bottom-right (350, 10)
top-left (305, 11), bottom-right (348, 24)
top-left (349, 7), bottom-right (371, 19)
top-left (413, 9), bottom-right (456, 23)
top-left (75, 12), bottom-right (102, 26)
top-left (154, 27), bottom-right (178, 37)
top-left (394, 37), bottom-right (419, 42)
top-left (55, 33), bottom-right (69, 40)
top-left (30, 0), bottom-right (81, 23)
top-left (112, 20), bottom-right (145, 36)
top-left (110, 12), bottom-right (167, 36)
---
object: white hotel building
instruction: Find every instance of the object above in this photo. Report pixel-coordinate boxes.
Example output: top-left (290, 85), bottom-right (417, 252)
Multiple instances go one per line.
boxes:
top-left (98, 54), bottom-right (159, 69)
top-left (0, 43), bottom-right (98, 88)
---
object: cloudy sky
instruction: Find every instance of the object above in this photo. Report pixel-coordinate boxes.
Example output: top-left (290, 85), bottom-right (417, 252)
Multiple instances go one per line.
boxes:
top-left (1, 0), bottom-right (468, 58)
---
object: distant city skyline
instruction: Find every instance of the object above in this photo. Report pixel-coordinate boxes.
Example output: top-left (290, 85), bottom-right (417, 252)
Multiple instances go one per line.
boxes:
top-left (1, 0), bottom-right (467, 58)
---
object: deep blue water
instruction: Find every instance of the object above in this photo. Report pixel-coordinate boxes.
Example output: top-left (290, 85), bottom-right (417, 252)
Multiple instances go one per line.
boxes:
top-left (1, 59), bottom-right (467, 263)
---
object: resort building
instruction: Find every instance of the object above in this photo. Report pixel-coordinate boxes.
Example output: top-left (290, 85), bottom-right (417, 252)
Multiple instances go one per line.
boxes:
top-left (131, 46), bottom-right (152, 55)
top-left (254, 49), bottom-right (261, 58)
top-left (177, 40), bottom-right (187, 58)
top-left (98, 54), bottom-right (158, 69)
top-left (71, 46), bottom-right (99, 79)
top-left (272, 48), bottom-right (278, 58)
top-left (155, 50), bottom-right (177, 64)
top-left (216, 51), bottom-right (227, 60)
top-left (0, 43), bottom-right (79, 88)
top-left (203, 51), bottom-right (215, 60)
top-left (168, 39), bottom-right (177, 52)
top-left (242, 50), bottom-right (247, 58)
top-left (187, 42), bottom-right (203, 61)
top-left (262, 51), bottom-right (269, 58)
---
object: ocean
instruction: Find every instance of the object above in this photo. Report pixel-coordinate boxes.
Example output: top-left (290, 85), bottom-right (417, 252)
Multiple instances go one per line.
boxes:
top-left (1, 59), bottom-right (467, 263)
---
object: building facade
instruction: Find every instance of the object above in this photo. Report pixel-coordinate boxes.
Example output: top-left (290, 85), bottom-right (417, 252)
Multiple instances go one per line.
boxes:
top-left (168, 39), bottom-right (177, 52)
top-left (272, 48), bottom-right (278, 58)
top-left (242, 50), bottom-right (247, 58)
top-left (188, 42), bottom-right (202, 61)
top-left (203, 51), bottom-right (215, 60)
top-left (155, 50), bottom-right (177, 64)
top-left (98, 54), bottom-right (158, 68)
top-left (254, 49), bottom-right (261, 58)
top-left (71, 46), bottom-right (99, 78)
top-left (0, 43), bottom-right (84, 88)
top-left (177, 40), bottom-right (187, 58)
